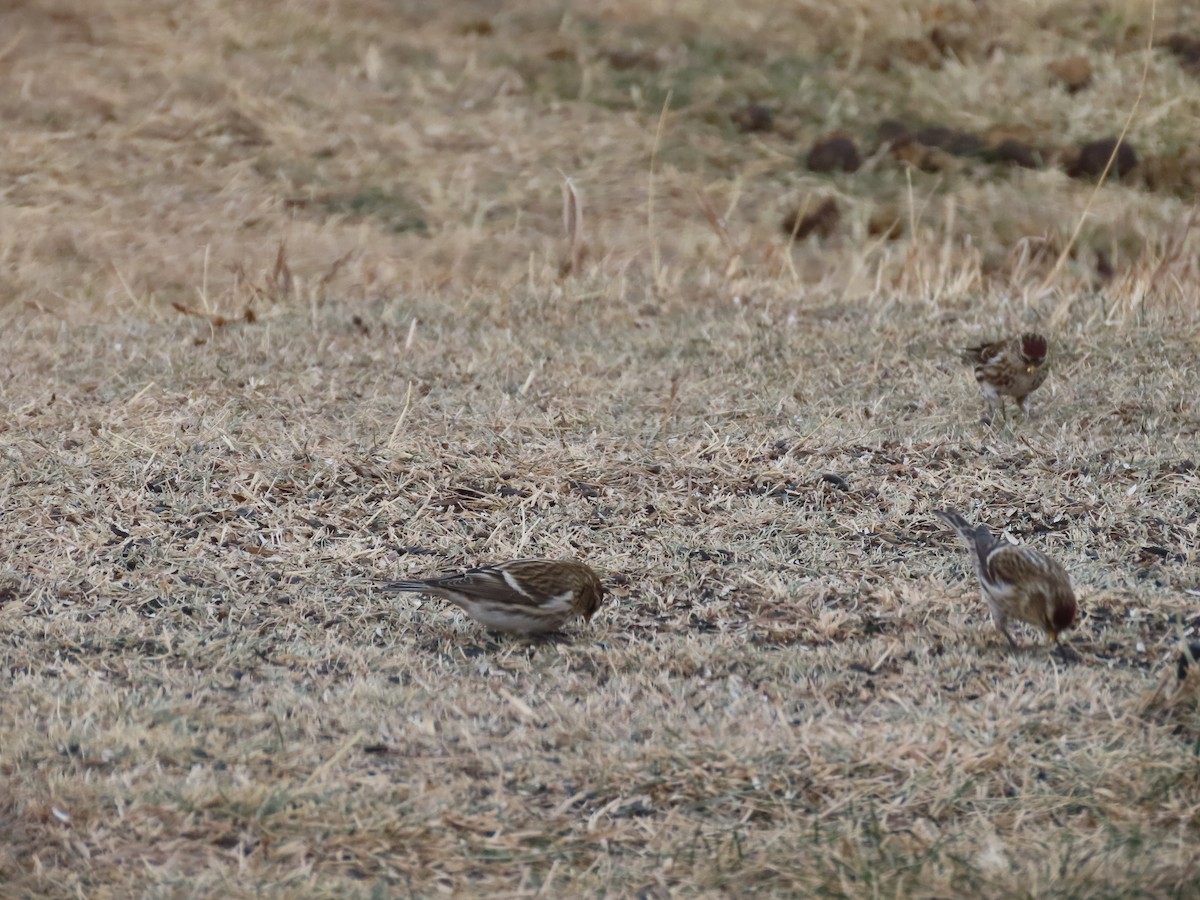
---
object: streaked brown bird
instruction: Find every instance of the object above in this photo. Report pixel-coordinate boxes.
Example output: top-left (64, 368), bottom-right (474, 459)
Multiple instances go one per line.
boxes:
top-left (380, 559), bottom-right (605, 634)
top-left (962, 332), bottom-right (1049, 424)
top-left (935, 509), bottom-right (1078, 652)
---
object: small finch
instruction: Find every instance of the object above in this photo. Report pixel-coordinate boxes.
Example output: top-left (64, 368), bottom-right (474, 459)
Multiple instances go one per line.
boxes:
top-left (380, 559), bottom-right (605, 634)
top-left (934, 509), bottom-right (1078, 652)
top-left (962, 332), bottom-right (1049, 425)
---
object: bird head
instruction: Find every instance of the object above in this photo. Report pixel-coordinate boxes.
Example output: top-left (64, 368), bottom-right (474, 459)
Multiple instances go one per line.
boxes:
top-left (580, 577), bottom-right (606, 621)
top-left (1020, 333), bottom-right (1048, 365)
top-left (1046, 592), bottom-right (1079, 641)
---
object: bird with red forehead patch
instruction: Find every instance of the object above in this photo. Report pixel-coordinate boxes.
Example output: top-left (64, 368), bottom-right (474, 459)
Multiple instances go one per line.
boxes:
top-left (935, 509), bottom-right (1079, 654)
top-left (381, 559), bottom-right (605, 634)
top-left (962, 332), bottom-right (1049, 425)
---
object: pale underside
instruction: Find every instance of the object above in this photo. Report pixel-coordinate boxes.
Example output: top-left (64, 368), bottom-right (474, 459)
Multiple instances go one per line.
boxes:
top-left (443, 589), bottom-right (578, 633)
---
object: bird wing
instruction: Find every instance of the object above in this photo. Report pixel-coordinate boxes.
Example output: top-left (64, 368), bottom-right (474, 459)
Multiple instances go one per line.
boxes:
top-left (985, 544), bottom-right (1054, 588)
top-left (423, 565), bottom-right (546, 608)
top-left (962, 339), bottom-right (1006, 365)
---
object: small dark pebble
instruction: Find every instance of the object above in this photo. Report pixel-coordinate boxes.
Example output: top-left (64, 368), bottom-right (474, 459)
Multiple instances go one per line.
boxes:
top-left (915, 125), bottom-right (983, 157)
top-left (615, 800), bottom-right (655, 818)
top-left (819, 472), bottom-right (850, 491)
top-left (1165, 34), bottom-right (1200, 72)
top-left (1069, 137), bottom-right (1138, 180)
top-left (569, 480), bottom-right (602, 498)
top-left (604, 49), bottom-right (659, 71)
top-left (781, 197), bottom-right (840, 239)
top-left (687, 548), bottom-right (734, 564)
top-left (988, 139), bottom-right (1041, 168)
top-left (1178, 643), bottom-right (1200, 680)
top-left (732, 103), bottom-right (774, 133)
top-left (807, 135), bottom-right (861, 173)
top-left (877, 119), bottom-right (912, 146)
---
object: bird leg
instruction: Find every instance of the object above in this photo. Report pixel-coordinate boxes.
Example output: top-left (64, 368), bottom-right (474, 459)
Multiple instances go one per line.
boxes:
top-left (978, 386), bottom-right (1001, 426)
top-left (992, 608), bottom-right (1020, 650)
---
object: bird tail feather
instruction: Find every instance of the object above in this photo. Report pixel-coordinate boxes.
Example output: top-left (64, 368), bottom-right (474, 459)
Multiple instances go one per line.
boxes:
top-left (934, 508), bottom-right (998, 567)
top-left (380, 580), bottom-right (429, 593)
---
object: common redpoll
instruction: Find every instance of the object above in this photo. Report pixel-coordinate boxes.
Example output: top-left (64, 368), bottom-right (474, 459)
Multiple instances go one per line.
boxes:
top-left (962, 332), bottom-right (1049, 424)
top-left (935, 509), bottom-right (1078, 651)
top-left (381, 559), bottom-right (604, 634)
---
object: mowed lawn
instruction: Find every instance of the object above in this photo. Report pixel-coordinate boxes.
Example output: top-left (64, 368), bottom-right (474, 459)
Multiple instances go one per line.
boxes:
top-left (1, 1), bottom-right (1198, 896)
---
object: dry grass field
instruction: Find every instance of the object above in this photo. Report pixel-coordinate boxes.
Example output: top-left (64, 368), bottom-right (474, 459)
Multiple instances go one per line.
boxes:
top-left (3, 0), bottom-right (1200, 896)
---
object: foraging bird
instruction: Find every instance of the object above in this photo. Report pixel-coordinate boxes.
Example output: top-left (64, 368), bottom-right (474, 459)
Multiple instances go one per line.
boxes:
top-left (934, 509), bottom-right (1078, 651)
top-left (962, 332), bottom-right (1049, 425)
top-left (380, 559), bottom-right (605, 634)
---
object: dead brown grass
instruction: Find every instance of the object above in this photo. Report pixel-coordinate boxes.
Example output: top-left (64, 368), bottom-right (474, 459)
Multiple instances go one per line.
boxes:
top-left (2, 0), bottom-right (1199, 896)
